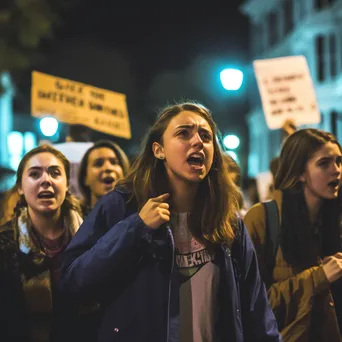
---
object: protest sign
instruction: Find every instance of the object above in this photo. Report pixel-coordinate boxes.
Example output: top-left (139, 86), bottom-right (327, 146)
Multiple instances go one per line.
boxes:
top-left (31, 71), bottom-right (131, 139)
top-left (253, 55), bottom-right (321, 129)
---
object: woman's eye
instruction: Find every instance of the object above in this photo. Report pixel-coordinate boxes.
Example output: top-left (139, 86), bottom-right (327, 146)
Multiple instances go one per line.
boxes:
top-left (177, 130), bottom-right (188, 137)
top-left (200, 132), bottom-right (212, 142)
top-left (94, 160), bottom-right (104, 167)
top-left (29, 172), bottom-right (40, 178)
top-left (51, 170), bottom-right (61, 177)
top-left (109, 158), bottom-right (118, 165)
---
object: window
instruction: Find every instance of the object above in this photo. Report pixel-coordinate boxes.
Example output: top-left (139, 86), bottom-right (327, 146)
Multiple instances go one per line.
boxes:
top-left (283, 0), bottom-right (293, 35)
top-left (267, 11), bottom-right (278, 47)
top-left (315, 0), bottom-right (335, 9)
top-left (315, 35), bottom-right (325, 82)
top-left (329, 34), bottom-right (337, 78)
top-left (251, 22), bottom-right (261, 56)
top-left (331, 111), bottom-right (337, 135)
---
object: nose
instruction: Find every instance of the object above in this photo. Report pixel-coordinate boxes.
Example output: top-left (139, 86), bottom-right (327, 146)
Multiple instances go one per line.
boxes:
top-left (103, 160), bottom-right (115, 172)
top-left (41, 172), bottom-right (52, 187)
top-left (191, 132), bottom-right (204, 149)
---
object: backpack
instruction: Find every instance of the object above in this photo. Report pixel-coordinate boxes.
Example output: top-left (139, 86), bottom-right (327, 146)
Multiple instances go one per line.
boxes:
top-left (262, 200), bottom-right (280, 278)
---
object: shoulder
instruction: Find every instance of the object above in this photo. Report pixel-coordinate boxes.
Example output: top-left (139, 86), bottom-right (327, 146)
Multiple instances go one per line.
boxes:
top-left (0, 220), bottom-right (16, 252)
top-left (243, 202), bottom-right (268, 248)
top-left (97, 188), bottom-right (135, 213)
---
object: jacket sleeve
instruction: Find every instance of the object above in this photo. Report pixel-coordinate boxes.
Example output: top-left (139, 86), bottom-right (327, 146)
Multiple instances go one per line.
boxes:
top-left (243, 205), bottom-right (330, 335)
top-left (238, 219), bottom-right (282, 341)
top-left (59, 191), bottom-right (153, 299)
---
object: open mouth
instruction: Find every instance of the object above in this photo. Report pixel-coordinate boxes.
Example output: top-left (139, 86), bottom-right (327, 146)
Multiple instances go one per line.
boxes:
top-left (37, 191), bottom-right (55, 199)
top-left (101, 176), bottom-right (115, 185)
top-left (328, 179), bottom-right (340, 188)
top-left (187, 153), bottom-right (204, 169)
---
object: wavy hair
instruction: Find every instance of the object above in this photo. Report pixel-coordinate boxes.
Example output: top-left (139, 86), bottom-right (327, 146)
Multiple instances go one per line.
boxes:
top-left (117, 101), bottom-right (240, 247)
top-left (275, 129), bottom-right (342, 267)
top-left (13, 144), bottom-right (82, 219)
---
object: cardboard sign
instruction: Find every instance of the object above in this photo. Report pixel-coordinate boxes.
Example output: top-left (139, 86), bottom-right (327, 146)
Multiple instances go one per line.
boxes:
top-left (53, 142), bottom-right (94, 199)
top-left (31, 71), bottom-right (131, 139)
top-left (253, 55), bottom-right (321, 129)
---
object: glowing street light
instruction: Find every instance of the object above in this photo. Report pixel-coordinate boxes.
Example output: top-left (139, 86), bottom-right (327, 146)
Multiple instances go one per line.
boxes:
top-left (220, 68), bottom-right (244, 91)
top-left (223, 134), bottom-right (240, 150)
top-left (39, 117), bottom-right (59, 137)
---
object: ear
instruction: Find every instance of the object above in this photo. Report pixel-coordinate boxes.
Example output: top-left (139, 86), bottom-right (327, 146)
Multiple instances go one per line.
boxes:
top-left (299, 174), bottom-right (306, 183)
top-left (17, 186), bottom-right (24, 196)
top-left (152, 142), bottom-right (165, 160)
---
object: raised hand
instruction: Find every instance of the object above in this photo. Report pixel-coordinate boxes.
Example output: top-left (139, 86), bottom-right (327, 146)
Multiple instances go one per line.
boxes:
top-left (138, 193), bottom-right (170, 230)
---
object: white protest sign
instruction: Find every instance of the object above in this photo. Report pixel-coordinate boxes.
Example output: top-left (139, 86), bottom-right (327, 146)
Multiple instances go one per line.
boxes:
top-left (253, 55), bottom-right (321, 129)
top-left (53, 142), bottom-right (94, 198)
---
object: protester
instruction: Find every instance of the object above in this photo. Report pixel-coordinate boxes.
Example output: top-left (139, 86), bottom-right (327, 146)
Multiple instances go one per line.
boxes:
top-left (244, 128), bottom-right (342, 341)
top-left (0, 144), bottom-right (95, 342)
top-left (78, 139), bottom-right (130, 214)
top-left (60, 101), bottom-right (281, 342)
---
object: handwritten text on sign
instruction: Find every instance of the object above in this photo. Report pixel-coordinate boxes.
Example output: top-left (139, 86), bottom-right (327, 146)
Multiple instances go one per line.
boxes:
top-left (31, 71), bottom-right (131, 139)
top-left (253, 56), bottom-right (320, 129)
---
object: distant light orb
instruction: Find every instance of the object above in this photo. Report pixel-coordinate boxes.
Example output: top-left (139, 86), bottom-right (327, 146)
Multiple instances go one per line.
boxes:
top-left (40, 117), bottom-right (59, 137)
top-left (227, 151), bottom-right (238, 161)
top-left (223, 134), bottom-right (240, 150)
top-left (220, 68), bottom-right (244, 91)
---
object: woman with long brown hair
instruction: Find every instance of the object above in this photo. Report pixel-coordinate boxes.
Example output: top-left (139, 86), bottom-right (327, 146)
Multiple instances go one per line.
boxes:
top-left (0, 144), bottom-right (91, 341)
top-left (244, 128), bottom-right (342, 341)
top-left (60, 101), bottom-right (280, 342)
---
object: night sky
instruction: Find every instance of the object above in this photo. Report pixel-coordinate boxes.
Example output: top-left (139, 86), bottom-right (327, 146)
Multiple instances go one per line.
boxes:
top-left (15, 0), bottom-right (250, 167)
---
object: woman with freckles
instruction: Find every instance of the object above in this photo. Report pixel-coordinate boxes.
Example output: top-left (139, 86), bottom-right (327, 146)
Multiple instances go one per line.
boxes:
top-left (60, 101), bottom-right (281, 342)
top-left (0, 144), bottom-right (96, 342)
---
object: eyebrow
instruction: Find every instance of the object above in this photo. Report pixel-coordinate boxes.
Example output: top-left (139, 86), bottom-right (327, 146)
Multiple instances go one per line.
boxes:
top-left (316, 155), bottom-right (342, 162)
top-left (93, 157), bottom-right (119, 162)
top-left (27, 165), bottom-right (61, 171)
top-left (175, 124), bottom-right (212, 133)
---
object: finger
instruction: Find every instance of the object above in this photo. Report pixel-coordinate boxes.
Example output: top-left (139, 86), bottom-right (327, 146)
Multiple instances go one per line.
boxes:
top-left (334, 252), bottom-right (342, 259)
top-left (152, 193), bottom-right (170, 203)
top-left (158, 203), bottom-right (169, 209)
top-left (322, 256), bottom-right (332, 263)
top-left (160, 213), bottom-right (170, 222)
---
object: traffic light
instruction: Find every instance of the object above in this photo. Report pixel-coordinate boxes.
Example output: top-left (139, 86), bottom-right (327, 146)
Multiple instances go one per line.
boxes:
top-left (223, 134), bottom-right (240, 163)
top-left (39, 117), bottom-right (59, 137)
top-left (223, 134), bottom-right (240, 150)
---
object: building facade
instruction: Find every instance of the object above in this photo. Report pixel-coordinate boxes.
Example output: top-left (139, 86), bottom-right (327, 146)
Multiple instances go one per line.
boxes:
top-left (241, 0), bottom-right (342, 176)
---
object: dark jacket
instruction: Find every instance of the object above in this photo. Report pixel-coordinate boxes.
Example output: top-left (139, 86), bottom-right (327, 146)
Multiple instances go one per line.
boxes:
top-left (60, 189), bottom-right (281, 342)
top-left (0, 219), bottom-right (98, 342)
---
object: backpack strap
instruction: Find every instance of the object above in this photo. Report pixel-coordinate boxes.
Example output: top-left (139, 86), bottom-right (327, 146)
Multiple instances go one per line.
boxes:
top-left (262, 200), bottom-right (280, 278)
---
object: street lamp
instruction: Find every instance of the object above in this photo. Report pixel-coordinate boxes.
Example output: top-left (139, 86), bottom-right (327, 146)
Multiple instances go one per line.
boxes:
top-left (39, 117), bottom-right (59, 137)
top-left (220, 68), bottom-right (244, 91)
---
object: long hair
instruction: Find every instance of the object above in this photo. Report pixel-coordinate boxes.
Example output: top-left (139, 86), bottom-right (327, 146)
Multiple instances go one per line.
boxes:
top-left (78, 140), bottom-right (130, 207)
top-left (13, 144), bottom-right (82, 219)
top-left (275, 128), bottom-right (342, 267)
top-left (117, 101), bottom-right (240, 246)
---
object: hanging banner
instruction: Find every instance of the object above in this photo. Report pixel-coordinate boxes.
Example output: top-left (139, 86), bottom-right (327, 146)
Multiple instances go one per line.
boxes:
top-left (253, 55), bottom-right (321, 130)
top-left (31, 71), bottom-right (131, 139)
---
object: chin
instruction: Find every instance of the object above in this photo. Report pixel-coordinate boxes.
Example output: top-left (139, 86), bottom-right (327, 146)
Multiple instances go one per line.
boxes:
top-left (38, 207), bottom-right (60, 215)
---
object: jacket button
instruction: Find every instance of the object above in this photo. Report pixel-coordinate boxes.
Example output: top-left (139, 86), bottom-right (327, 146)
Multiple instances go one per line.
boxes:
top-left (114, 328), bottom-right (119, 333)
top-left (329, 301), bottom-right (334, 307)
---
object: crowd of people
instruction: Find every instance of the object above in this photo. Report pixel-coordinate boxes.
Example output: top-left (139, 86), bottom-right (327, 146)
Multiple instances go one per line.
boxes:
top-left (0, 100), bottom-right (342, 342)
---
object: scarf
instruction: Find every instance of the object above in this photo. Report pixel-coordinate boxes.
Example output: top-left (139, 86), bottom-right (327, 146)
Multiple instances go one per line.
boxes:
top-left (16, 207), bottom-right (83, 342)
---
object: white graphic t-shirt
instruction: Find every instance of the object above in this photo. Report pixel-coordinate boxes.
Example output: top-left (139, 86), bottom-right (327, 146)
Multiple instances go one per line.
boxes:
top-left (171, 212), bottom-right (220, 342)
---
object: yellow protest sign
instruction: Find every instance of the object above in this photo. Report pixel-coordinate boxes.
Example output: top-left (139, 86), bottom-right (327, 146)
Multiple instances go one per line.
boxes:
top-left (31, 71), bottom-right (131, 139)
